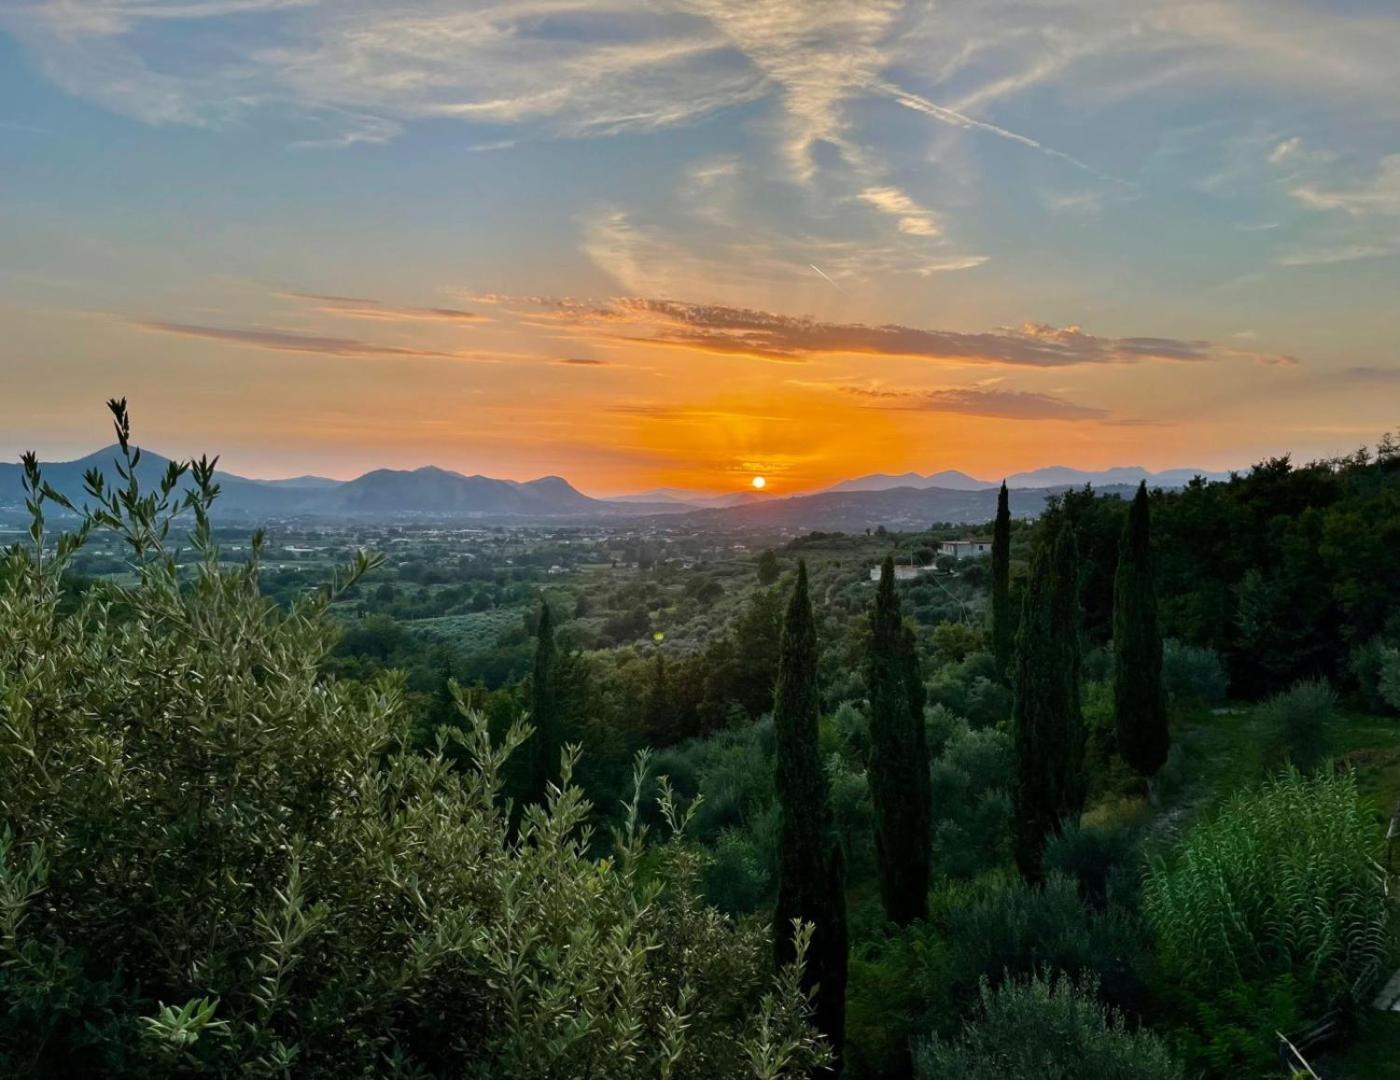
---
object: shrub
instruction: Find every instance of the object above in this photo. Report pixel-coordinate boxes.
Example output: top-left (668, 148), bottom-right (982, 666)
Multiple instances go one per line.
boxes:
top-left (926, 652), bottom-right (1012, 729)
top-left (1161, 639), bottom-right (1228, 708)
top-left (1043, 823), bottom-right (1143, 911)
top-left (1349, 637), bottom-right (1399, 714)
top-left (913, 972), bottom-right (1183, 1080)
top-left (939, 874), bottom-right (1152, 1020)
top-left (0, 421), bottom-right (827, 1078)
top-left (1144, 768), bottom-right (1392, 1074)
top-left (929, 726), bottom-right (1013, 880)
top-left (1262, 678), bottom-right (1336, 772)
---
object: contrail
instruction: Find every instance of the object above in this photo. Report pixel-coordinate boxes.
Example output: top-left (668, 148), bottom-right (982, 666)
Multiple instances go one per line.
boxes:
top-left (809, 264), bottom-right (840, 287)
top-left (868, 79), bottom-right (1134, 188)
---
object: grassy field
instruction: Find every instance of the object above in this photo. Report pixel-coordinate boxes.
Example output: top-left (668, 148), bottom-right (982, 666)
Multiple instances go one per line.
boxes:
top-left (1130, 702), bottom-right (1400, 1075)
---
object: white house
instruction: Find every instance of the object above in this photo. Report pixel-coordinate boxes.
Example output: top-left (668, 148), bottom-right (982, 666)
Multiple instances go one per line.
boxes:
top-left (868, 563), bottom-right (934, 582)
top-left (939, 538), bottom-right (993, 559)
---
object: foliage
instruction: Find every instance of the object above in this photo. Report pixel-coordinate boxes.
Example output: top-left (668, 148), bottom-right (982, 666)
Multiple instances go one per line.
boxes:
top-left (1161, 639), bottom-right (1228, 709)
top-left (913, 972), bottom-right (1183, 1080)
top-left (925, 651), bottom-right (1012, 730)
top-left (992, 481), bottom-right (1013, 681)
top-left (1262, 678), bottom-right (1336, 773)
top-left (1012, 513), bottom-right (1085, 880)
top-left (1113, 483), bottom-right (1169, 777)
top-left (771, 559), bottom-right (848, 1061)
top-left (939, 874), bottom-right (1152, 1021)
top-left (0, 407), bottom-right (829, 1078)
top-left (757, 549), bottom-right (781, 586)
top-left (929, 722), bottom-right (1013, 880)
top-left (865, 557), bottom-right (932, 924)
top-left (1144, 768), bottom-right (1392, 1075)
top-left (525, 598), bottom-right (559, 804)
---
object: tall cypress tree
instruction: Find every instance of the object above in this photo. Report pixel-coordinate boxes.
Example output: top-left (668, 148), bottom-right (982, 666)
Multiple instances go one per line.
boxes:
top-left (992, 481), bottom-right (1013, 680)
top-left (773, 560), bottom-right (848, 1064)
top-left (865, 557), bottom-right (931, 925)
top-left (526, 600), bottom-right (559, 805)
top-left (1114, 482), bottom-right (1169, 778)
top-left (1011, 516), bottom-right (1085, 882)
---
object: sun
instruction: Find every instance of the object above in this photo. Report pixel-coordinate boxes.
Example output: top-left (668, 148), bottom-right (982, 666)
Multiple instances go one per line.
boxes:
top-left (751, 475), bottom-right (766, 490)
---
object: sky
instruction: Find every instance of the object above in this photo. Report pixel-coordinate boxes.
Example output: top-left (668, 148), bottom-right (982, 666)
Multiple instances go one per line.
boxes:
top-left (1, 0), bottom-right (1398, 496)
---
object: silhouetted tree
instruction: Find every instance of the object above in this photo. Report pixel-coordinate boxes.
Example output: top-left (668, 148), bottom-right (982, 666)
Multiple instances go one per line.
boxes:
top-left (773, 560), bottom-right (848, 1065)
top-left (1012, 516), bottom-right (1085, 882)
top-left (1114, 482), bottom-right (1169, 778)
top-left (993, 481), bottom-right (1013, 680)
top-left (865, 557), bottom-right (931, 924)
top-left (526, 600), bottom-right (559, 804)
top-left (757, 548), bottom-right (781, 585)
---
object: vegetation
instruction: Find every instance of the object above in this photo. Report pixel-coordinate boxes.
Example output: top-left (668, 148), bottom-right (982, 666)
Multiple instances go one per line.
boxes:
top-left (525, 598), bottom-right (560, 805)
top-left (1145, 768), bottom-right (1392, 1074)
top-left (7, 408), bottom-right (1400, 1077)
top-left (1114, 482), bottom-right (1169, 778)
top-left (771, 560), bottom-right (849, 1064)
top-left (913, 973), bottom-right (1183, 1080)
top-left (1011, 512), bottom-right (1086, 881)
top-left (865, 557), bottom-right (932, 925)
top-left (0, 435), bottom-right (829, 1078)
top-left (991, 480), bottom-right (1013, 681)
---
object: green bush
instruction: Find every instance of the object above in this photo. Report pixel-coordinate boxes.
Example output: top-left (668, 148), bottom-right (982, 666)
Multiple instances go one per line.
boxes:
top-left (939, 874), bottom-right (1152, 1020)
top-left (1043, 823), bottom-right (1142, 910)
top-left (1144, 767), bottom-right (1392, 1075)
top-left (913, 972), bottom-right (1183, 1080)
top-left (1161, 639), bottom-right (1228, 708)
top-left (0, 422), bottom-right (827, 1078)
top-left (1349, 636), bottom-right (1398, 714)
top-left (1262, 678), bottom-right (1336, 772)
top-left (928, 725), bottom-right (1013, 880)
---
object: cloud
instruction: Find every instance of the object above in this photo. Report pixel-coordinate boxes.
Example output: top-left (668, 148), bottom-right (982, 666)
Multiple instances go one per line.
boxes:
top-left (858, 186), bottom-right (942, 237)
top-left (493, 293), bottom-right (1239, 367)
top-left (577, 206), bottom-right (985, 303)
top-left (559, 356), bottom-right (610, 366)
top-left (846, 384), bottom-right (1109, 421)
top-left (1290, 155), bottom-right (1400, 217)
top-left (1342, 365), bottom-right (1400, 384)
top-left (126, 318), bottom-right (481, 359)
top-left (280, 290), bottom-right (486, 323)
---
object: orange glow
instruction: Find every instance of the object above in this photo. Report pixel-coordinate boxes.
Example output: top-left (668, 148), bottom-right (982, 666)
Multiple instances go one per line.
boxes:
top-left (752, 475), bottom-right (766, 490)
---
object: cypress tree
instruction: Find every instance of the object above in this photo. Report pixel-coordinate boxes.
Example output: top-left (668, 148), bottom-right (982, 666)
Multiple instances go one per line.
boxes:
top-left (1011, 516), bottom-right (1085, 882)
top-left (526, 600), bottom-right (559, 805)
top-left (1114, 482), bottom-right (1169, 777)
top-left (865, 557), bottom-right (931, 924)
top-left (773, 560), bottom-right (848, 1064)
top-left (992, 481), bottom-right (1013, 680)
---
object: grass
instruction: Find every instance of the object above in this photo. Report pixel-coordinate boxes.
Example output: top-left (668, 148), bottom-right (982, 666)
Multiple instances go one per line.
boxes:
top-left (1116, 700), bottom-right (1400, 1076)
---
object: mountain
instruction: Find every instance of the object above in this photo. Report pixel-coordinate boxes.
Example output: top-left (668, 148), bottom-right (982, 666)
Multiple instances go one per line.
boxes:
top-left (0, 446), bottom-right (315, 517)
top-left (1001, 465), bottom-right (1232, 489)
top-left (2, 446), bottom-right (1237, 527)
top-left (0, 447), bottom-right (660, 520)
top-left (669, 483), bottom-right (1145, 533)
top-left (825, 465), bottom-right (1233, 494)
top-left (604, 487), bottom-right (770, 510)
top-left (325, 467), bottom-right (607, 517)
top-left (824, 470), bottom-right (988, 493)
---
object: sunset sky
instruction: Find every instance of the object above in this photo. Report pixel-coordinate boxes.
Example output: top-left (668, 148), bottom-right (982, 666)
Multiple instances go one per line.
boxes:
top-left (2, 1), bottom-right (1398, 495)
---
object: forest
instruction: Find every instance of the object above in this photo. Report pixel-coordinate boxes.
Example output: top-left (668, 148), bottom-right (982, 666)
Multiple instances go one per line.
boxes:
top-left (3, 402), bottom-right (1400, 1078)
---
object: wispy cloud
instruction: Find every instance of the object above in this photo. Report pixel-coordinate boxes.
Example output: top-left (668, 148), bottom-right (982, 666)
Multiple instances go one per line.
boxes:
top-left (484, 293), bottom-right (1264, 367)
top-left (845, 384), bottom-right (1109, 421)
top-left (126, 318), bottom-right (484, 360)
top-left (280, 290), bottom-right (486, 323)
top-left (858, 186), bottom-right (942, 237)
